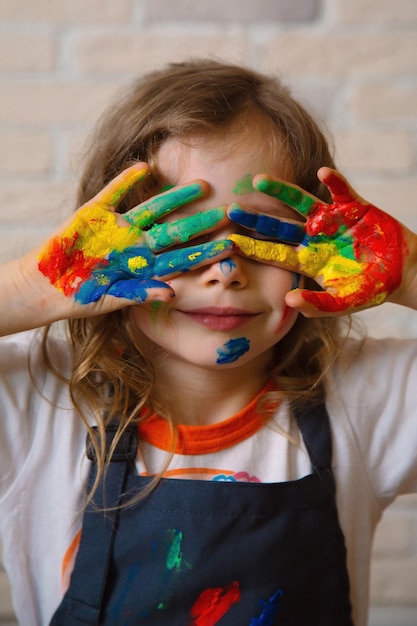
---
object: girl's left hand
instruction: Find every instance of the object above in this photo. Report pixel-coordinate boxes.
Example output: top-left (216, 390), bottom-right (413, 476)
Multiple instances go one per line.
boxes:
top-left (228, 167), bottom-right (410, 317)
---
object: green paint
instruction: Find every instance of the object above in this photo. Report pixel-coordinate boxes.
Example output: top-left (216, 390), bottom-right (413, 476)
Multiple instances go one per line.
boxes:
top-left (150, 301), bottom-right (163, 324)
top-left (233, 174), bottom-right (254, 195)
top-left (148, 206), bottom-right (225, 251)
top-left (159, 184), bottom-right (175, 193)
top-left (166, 529), bottom-right (183, 571)
top-left (126, 182), bottom-right (205, 229)
top-left (254, 177), bottom-right (316, 216)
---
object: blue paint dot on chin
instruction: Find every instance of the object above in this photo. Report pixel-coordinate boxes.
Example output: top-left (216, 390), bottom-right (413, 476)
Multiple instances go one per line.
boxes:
top-left (216, 337), bottom-right (250, 364)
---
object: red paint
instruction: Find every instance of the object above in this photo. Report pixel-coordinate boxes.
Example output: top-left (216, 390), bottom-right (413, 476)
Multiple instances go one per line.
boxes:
top-left (299, 175), bottom-right (408, 312)
top-left (190, 582), bottom-right (241, 626)
top-left (274, 304), bottom-right (293, 334)
top-left (302, 207), bottom-right (407, 313)
top-left (38, 234), bottom-right (104, 296)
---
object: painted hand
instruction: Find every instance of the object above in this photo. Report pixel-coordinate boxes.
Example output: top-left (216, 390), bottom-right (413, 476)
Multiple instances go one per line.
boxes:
top-left (228, 167), bottom-right (408, 316)
top-left (38, 163), bottom-right (232, 307)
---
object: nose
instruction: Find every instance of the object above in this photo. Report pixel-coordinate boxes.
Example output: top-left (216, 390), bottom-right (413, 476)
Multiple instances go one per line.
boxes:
top-left (199, 254), bottom-right (249, 289)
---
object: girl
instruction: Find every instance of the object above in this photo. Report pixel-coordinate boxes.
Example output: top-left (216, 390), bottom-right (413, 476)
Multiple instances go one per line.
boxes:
top-left (1, 59), bottom-right (416, 626)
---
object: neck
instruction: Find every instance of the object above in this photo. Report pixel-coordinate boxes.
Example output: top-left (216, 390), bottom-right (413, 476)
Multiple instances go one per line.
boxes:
top-left (151, 354), bottom-right (271, 426)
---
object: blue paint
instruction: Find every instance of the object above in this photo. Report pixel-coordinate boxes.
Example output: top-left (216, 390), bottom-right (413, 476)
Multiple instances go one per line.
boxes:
top-left (229, 205), bottom-right (305, 244)
top-left (292, 273), bottom-right (301, 289)
top-left (111, 564), bottom-right (140, 621)
top-left (74, 238), bottom-right (233, 304)
top-left (154, 240), bottom-right (233, 275)
top-left (250, 589), bottom-right (283, 625)
top-left (216, 337), bottom-right (250, 364)
top-left (219, 257), bottom-right (236, 274)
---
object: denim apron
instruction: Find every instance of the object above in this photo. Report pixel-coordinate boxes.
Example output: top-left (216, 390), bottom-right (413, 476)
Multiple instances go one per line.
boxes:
top-left (50, 403), bottom-right (353, 625)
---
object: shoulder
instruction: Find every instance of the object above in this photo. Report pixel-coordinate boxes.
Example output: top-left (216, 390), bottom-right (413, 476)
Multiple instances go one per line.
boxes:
top-left (0, 326), bottom-right (73, 381)
top-left (327, 335), bottom-right (417, 500)
top-left (331, 335), bottom-right (417, 406)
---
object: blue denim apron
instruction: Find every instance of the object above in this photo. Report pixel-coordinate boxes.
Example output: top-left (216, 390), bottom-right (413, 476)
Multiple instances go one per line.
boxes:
top-left (50, 403), bottom-right (353, 625)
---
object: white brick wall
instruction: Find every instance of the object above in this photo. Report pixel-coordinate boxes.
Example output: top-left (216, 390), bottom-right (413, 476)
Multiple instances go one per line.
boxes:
top-left (0, 0), bottom-right (416, 623)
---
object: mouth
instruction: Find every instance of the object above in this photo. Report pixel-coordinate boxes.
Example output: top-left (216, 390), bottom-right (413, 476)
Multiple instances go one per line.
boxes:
top-left (177, 307), bottom-right (260, 331)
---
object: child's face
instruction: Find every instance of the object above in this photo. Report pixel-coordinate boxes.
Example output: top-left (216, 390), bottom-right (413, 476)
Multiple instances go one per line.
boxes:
top-left (130, 134), bottom-right (302, 373)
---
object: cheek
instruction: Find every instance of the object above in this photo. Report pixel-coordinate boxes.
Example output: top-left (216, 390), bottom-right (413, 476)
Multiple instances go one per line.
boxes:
top-left (129, 302), bottom-right (172, 341)
top-left (265, 269), bottom-right (300, 335)
top-left (262, 266), bottom-right (296, 301)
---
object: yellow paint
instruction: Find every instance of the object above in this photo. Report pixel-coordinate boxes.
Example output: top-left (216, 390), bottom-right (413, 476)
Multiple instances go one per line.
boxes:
top-left (100, 165), bottom-right (149, 207)
top-left (95, 273), bottom-right (111, 286)
top-left (127, 256), bottom-right (149, 273)
top-left (229, 234), bottom-right (298, 268)
top-left (187, 251), bottom-right (202, 262)
top-left (65, 206), bottom-right (139, 258)
top-left (298, 243), bottom-right (363, 280)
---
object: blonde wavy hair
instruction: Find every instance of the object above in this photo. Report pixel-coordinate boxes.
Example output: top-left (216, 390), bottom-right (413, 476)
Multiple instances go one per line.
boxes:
top-left (43, 59), bottom-right (349, 495)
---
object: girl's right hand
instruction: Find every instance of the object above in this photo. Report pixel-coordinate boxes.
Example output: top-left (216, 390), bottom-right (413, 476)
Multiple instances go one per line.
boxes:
top-left (3, 163), bottom-right (233, 334)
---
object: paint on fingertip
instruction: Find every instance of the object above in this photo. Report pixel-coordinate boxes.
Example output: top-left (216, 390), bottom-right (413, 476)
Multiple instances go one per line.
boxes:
top-left (216, 337), bottom-right (250, 364)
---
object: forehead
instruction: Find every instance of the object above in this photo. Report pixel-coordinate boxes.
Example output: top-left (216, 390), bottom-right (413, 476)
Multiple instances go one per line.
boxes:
top-left (155, 134), bottom-right (302, 222)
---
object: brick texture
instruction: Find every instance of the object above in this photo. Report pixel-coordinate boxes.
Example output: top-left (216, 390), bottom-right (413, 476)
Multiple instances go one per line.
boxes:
top-left (142, 0), bottom-right (321, 23)
top-left (263, 32), bottom-right (417, 78)
top-left (0, 0), bottom-right (417, 623)
top-left (333, 0), bottom-right (417, 24)
top-left (0, 0), bottom-right (132, 23)
top-left (74, 31), bottom-right (249, 74)
top-left (0, 33), bottom-right (55, 72)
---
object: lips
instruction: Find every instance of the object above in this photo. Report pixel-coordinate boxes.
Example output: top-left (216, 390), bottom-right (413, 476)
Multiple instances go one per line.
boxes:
top-left (178, 307), bottom-right (259, 331)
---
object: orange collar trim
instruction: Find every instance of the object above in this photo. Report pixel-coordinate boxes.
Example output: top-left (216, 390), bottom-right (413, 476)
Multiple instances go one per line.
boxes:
top-left (138, 381), bottom-right (276, 455)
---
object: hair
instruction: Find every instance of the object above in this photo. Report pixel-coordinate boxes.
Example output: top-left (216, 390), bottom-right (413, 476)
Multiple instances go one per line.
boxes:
top-left (43, 58), bottom-right (348, 502)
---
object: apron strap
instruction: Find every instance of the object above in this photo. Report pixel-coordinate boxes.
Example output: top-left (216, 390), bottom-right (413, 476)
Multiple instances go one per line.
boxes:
top-left (292, 401), bottom-right (335, 487)
top-left (54, 423), bottom-right (137, 624)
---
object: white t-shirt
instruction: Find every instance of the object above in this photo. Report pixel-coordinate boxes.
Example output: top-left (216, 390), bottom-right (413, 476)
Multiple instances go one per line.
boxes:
top-left (0, 329), bottom-right (417, 626)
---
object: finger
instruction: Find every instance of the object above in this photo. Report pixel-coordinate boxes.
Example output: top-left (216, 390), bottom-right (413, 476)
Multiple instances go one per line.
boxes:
top-left (228, 234), bottom-right (299, 270)
top-left (228, 205), bottom-right (305, 244)
top-left (284, 289), bottom-right (340, 318)
top-left (145, 206), bottom-right (228, 251)
top-left (125, 180), bottom-right (208, 229)
top-left (75, 272), bottom-right (173, 305)
top-left (153, 239), bottom-right (234, 278)
top-left (285, 286), bottom-right (371, 317)
top-left (106, 279), bottom-right (174, 303)
top-left (317, 167), bottom-right (360, 205)
top-left (88, 163), bottom-right (151, 210)
top-left (253, 174), bottom-right (319, 217)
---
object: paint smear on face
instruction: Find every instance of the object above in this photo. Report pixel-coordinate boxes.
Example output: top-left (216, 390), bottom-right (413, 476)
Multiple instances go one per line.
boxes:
top-left (219, 257), bottom-right (236, 274)
top-left (249, 589), bottom-right (283, 626)
top-left (233, 174), bottom-right (254, 195)
top-left (216, 337), bottom-right (250, 364)
top-left (150, 301), bottom-right (163, 325)
top-left (190, 581), bottom-right (241, 626)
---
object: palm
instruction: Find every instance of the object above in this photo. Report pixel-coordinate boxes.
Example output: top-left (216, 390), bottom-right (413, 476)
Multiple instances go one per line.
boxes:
top-left (38, 163), bottom-right (232, 307)
top-left (228, 168), bottom-right (408, 315)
